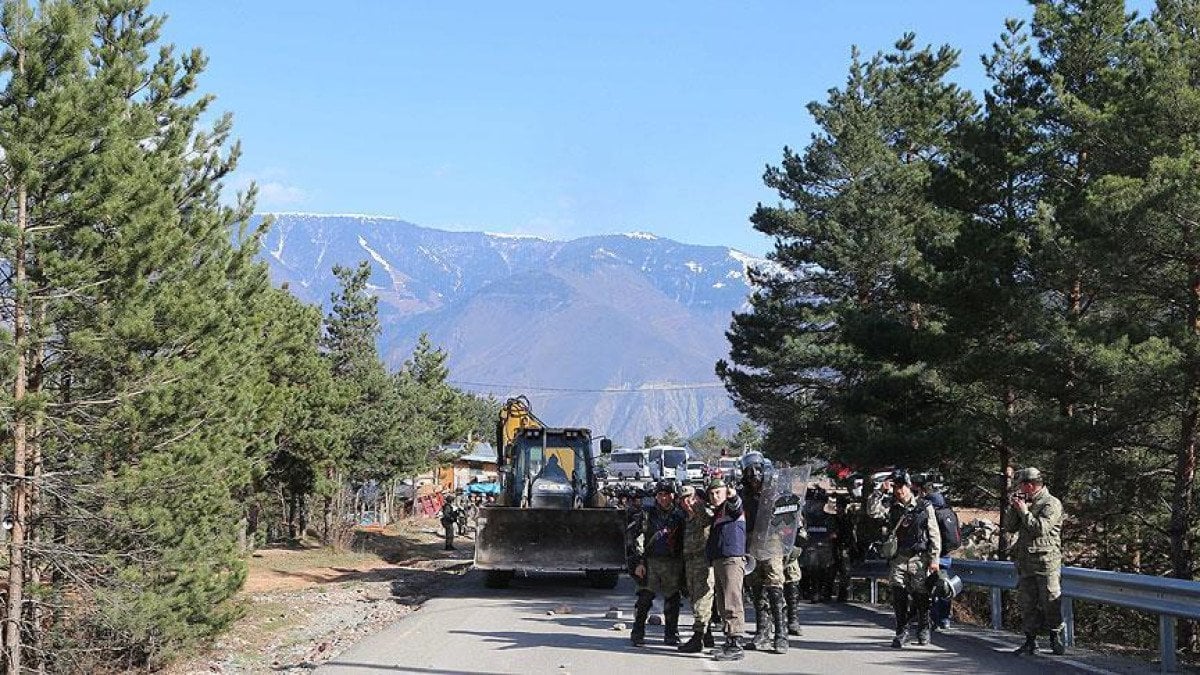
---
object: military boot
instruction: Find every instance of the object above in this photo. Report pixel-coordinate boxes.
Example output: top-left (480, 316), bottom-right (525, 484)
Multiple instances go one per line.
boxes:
top-left (702, 625), bottom-right (714, 648)
top-left (1050, 628), bottom-right (1066, 655)
top-left (663, 593), bottom-right (682, 646)
top-left (631, 591), bottom-right (653, 647)
top-left (769, 586), bottom-right (789, 654)
top-left (678, 622), bottom-right (705, 653)
top-left (1013, 633), bottom-right (1038, 655)
top-left (713, 634), bottom-right (743, 662)
top-left (913, 593), bottom-right (932, 646)
top-left (749, 586), bottom-right (774, 651)
top-left (891, 591), bottom-right (910, 648)
top-left (784, 581), bottom-right (803, 636)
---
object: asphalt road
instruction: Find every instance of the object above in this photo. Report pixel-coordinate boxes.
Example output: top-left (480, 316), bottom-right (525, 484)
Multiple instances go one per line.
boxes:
top-left (319, 572), bottom-right (1151, 675)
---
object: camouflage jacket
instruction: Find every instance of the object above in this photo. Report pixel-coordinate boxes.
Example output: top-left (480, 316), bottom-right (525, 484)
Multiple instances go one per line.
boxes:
top-left (1003, 487), bottom-right (1063, 575)
top-left (682, 505), bottom-right (714, 562)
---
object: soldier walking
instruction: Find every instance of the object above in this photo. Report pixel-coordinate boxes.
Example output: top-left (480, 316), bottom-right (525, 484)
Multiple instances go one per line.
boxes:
top-left (678, 485), bottom-right (716, 653)
top-left (1004, 467), bottom-right (1066, 655)
top-left (629, 481), bottom-right (686, 647)
top-left (871, 470), bottom-right (940, 648)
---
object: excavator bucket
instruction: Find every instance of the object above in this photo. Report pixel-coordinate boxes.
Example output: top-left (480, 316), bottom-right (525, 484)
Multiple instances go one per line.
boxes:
top-left (474, 507), bottom-right (627, 573)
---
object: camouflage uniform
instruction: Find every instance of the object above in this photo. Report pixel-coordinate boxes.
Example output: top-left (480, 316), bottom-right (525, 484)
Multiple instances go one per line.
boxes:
top-left (682, 505), bottom-right (715, 625)
top-left (870, 487), bottom-right (940, 646)
top-left (743, 489), bottom-right (787, 653)
top-left (782, 527), bottom-right (806, 635)
top-left (628, 497), bottom-right (685, 646)
top-left (1003, 481), bottom-right (1064, 649)
top-left (678, 496), bottom-right (715, 652)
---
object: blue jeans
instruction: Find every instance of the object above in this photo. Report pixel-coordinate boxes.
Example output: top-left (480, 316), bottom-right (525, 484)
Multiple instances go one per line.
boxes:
top-left (931, 557), bottom-right (952, 627)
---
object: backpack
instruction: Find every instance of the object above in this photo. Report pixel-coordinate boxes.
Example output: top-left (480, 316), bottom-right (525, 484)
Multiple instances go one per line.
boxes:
top-left (929, 501), bottom-right (961, 553)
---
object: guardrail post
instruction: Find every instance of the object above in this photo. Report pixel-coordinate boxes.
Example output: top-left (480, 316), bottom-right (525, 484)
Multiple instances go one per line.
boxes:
top-left (1159, 615), bottom-right (1176, 673)
top-left (990, 587), bottom-right (1003, 630)
top-left (870, 579), bottom-right (878, 604)
top-left (1062, 596), bottom-right (1075, 647)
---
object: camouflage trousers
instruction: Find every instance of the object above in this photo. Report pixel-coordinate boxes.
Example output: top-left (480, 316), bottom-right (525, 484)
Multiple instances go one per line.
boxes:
top-left (784, 552), bottom-right (802, 582)
top-left (745, 554), bottom-right (784, 589)
top-left (888, 554), bottom-right (929, 596)
top-left (1018, 571), bottom-right (1063, 636)
top-left (683, 559), bottom-right (715, 625)
top-left (638, 556), bottom-right (684, 597)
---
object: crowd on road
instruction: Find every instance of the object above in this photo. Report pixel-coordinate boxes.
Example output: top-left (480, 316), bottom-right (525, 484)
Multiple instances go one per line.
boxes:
top-left (620, 453), bottom-right (1067, 661)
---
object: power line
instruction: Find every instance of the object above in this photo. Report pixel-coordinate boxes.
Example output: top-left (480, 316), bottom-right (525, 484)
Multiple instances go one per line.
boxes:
top-left (448, 380), bottom-right (729, 394)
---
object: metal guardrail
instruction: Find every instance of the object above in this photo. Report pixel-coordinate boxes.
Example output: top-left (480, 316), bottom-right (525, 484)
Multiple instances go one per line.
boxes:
top-left (851, 558), bottom-right (1200, 672)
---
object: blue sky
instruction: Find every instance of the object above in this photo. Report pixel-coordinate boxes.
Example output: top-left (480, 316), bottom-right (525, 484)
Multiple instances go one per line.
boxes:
top-left (153, 1), bottom-right (1107, 255)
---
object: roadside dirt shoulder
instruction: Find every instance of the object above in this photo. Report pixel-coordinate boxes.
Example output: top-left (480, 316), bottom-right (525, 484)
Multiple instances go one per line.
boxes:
top-left (168, 518), bottom-right (471, 674)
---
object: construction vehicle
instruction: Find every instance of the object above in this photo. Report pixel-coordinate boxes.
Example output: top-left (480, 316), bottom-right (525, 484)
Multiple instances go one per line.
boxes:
top-left (473, 396), bottom-right (626, 589)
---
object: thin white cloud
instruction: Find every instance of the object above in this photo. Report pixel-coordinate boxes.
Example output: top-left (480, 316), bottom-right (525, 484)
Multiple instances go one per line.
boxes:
top-left (257, 181), bottom-right (308, 207)
top-left (227, 168), bottom-right (309, 209)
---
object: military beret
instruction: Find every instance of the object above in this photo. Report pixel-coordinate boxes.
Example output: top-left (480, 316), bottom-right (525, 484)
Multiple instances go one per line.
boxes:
top-left (706, 477), bottom-right (727, 491)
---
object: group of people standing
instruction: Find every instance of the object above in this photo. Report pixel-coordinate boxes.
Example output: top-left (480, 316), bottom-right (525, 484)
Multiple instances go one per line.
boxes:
top-left (624, 457), bottom-right (1067, 660)
top-left (626, 452), bottom-right (809, 661)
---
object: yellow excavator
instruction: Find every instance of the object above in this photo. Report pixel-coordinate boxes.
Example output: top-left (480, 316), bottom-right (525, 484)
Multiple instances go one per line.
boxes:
top-left (473, 396), bottom-right (626, 588)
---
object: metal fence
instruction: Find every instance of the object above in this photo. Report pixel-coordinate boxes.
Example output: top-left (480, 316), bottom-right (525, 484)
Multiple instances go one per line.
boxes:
top-left (852, 559), bottom-right (1200, 672)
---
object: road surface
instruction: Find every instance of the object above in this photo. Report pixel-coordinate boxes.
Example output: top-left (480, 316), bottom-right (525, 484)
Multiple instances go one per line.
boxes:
top-left (320, 572), bottom-right (1152, 674)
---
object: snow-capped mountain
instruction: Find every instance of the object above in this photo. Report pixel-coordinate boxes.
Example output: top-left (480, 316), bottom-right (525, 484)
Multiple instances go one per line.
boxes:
top-left (255, 212), bottom-right (768, 445)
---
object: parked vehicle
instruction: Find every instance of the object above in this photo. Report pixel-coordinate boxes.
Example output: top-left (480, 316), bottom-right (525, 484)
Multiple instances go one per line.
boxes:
top-left (716, 456), bottom-right (741, 482)
top-left (648, 445), bottom-right (690, 481)
top-left (609, 448), bottom-right (652, 480)
top-left (685, 460), bottom-right (707, 484)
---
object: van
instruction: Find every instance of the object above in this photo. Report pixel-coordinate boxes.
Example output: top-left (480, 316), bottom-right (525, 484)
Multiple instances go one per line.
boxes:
top-left (609, 448), bottom-right (651, 480)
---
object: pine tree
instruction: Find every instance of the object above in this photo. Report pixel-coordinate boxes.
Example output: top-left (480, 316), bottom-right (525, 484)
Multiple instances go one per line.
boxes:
top-left (719, 36), bottom-right (975, 466)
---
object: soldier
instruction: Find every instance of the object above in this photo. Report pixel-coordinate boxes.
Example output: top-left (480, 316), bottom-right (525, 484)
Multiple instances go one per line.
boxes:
top-left (830, 494), bottom-right (856, 602)
top-left (706, 477), bottom-right (746, 662)
top-left (1004, 467), bottom-right (1065, 656)
top-left (677, 485), bottom-right (716, 653)
top-left (740, 453), bottom-right (789, 655)
top-left (870, 470), bottom-right (940, 648)
top-left (439, 492), bottom-right (459, 551)
top-left (629, 481), bottom-right (686, 647)
top-left (455, 490), bottom-right (471, 535)
top-left (801, 486), bottom-right (834, 603)
top-left (782, 526), bottom-right (806, 635)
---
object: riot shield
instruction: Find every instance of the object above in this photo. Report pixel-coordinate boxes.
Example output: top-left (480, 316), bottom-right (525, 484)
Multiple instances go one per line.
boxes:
top-left (748, 463), bottom-right (813, 560)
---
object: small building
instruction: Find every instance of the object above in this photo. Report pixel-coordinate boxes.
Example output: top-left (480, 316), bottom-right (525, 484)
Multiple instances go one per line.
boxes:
top-left (444, 442), bottom-right (499, 489)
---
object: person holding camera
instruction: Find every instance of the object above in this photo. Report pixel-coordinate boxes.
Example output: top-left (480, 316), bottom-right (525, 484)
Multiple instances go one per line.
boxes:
top-left (871, 470), bottom-right (940, 648)
top-left (1004, 467), bottom-right (1066, 655)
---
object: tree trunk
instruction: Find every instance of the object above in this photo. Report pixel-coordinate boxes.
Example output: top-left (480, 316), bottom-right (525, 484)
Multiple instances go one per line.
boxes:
top-left (1053, 276), bottom-right (1083, 498)
top-left (5, 182), bottom-right (29, 675)
top-left (287, 493), bottom-right (297, 540)
top-left (1168, 255), bottom-right (1200, 651)
top-left (26, 300), bottom-right (45, 674)
top-left (294, 492), bottom-right (304, 538)
top-left (997, 386), bottom-right (1016, 561)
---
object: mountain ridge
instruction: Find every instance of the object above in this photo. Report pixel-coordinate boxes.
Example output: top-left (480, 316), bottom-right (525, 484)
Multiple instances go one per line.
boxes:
top-left (254, 212), bottom-right (765, 444)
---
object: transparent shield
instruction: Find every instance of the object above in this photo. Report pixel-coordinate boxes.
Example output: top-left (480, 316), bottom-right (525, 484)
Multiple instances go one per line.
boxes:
top-left (747, 463), bottom-right (814, 559)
